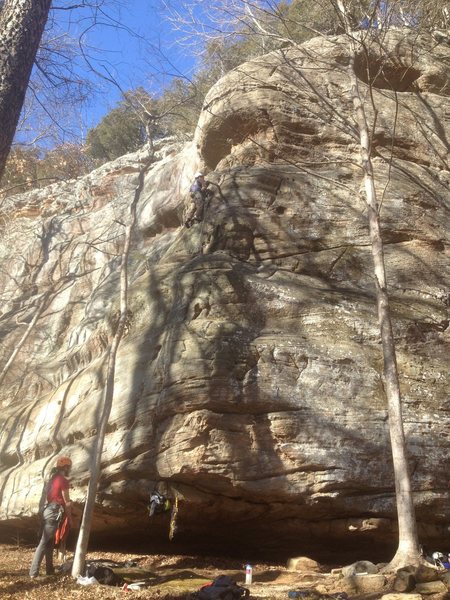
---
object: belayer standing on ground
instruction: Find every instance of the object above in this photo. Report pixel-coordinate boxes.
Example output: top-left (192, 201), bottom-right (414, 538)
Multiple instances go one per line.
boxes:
top-left (185, 171), bottom-right (212, 228)
top-left (30, 456), bottom-right (73, 578)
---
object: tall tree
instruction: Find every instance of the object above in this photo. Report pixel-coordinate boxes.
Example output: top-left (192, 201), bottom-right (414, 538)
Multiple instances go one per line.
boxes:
top-left (335, 0), bottom-right (420, 568)
top-left (71, 153), bottom-right (152, 577)
top-left (0, 0), bottom-right (52, 180)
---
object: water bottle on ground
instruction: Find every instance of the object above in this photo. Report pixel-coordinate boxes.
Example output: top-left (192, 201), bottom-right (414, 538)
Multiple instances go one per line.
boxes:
top-left (245, 564), bottom-right (252, 585)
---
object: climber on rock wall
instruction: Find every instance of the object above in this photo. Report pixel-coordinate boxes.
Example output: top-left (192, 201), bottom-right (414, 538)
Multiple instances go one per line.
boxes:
top-left (185, 171), bottom-right (213, 228)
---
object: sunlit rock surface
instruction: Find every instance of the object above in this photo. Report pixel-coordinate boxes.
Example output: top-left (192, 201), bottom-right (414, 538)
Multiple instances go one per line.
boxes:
top-left (0, 30), bottom-right (448, 560)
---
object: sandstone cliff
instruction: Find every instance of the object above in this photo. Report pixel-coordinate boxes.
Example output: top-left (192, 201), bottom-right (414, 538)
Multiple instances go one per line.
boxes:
top-left (0, 30), bottom-right (448, 560)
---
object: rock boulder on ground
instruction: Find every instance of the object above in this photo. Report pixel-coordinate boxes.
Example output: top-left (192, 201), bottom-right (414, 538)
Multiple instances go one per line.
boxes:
top-left (342, 561), bottom-right (378, 577)
top-left (352, 574), bottom-right (386, 593)
top-left (393, 569), bottom-right (416, 593)
top-left (287, 557), bottom-right (322, 572)
top-left (414, 564), bottom-right (441, 583)
top-left (415, 581), bottom-right (447, 594)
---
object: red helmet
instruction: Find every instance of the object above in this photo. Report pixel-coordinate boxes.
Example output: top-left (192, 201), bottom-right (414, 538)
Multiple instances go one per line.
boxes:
top-left (56, 456), bottom-right (72, 468)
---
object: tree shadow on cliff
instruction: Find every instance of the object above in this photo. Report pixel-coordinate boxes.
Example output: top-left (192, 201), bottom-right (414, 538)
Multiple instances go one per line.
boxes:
top-left (198, 53), bottom-right (376, 287)
top-left (0, 209), bottom-right (129, 511)
top-left (412, 92), bottom-right (450, 161)
top-left (164, 54), bottom-right (443, 540)
top-left (82, 39), bottom-right (449, 537)
top-left (117, 150), bottom-right (442, 525)
top-left (119, 177), bottom-right (383, 530)
top-left (94, 214), bottom-right (201, 491)
top-left (279, 45), bottom-right (450, 303)
top-left (203, 49), bottom-right (449, 332)
top-left (115, 207), bottom-right (295, 519)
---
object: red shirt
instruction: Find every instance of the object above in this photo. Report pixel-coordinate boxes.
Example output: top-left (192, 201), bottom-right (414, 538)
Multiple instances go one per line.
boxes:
top-left (47, 473), bottom-right (69, 506)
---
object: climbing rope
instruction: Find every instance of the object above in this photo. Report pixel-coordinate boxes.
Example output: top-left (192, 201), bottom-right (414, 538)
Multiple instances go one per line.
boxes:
top-left (169, 496), bottom-right (179, 540)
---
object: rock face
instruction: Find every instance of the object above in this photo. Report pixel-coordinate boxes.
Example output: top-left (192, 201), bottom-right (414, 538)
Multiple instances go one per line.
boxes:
top-left (0, 31), bottom-right (448, 560)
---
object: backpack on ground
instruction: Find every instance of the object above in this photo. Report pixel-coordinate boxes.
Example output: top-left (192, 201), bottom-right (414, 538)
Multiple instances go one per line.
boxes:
top-left (196, 575), bottom-right (249, 600)
top-left (86, 564), bottom-right (123, 586)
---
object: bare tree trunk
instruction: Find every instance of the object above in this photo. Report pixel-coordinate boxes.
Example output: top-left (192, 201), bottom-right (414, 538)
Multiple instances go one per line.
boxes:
top-left (0, 0), bottom-right (52, 180)
top-left (71, 160), bottom-right (150, 577)
top-left (353, 79), bottom-right (420, 568)
top-left (336, 0), bottom-right (420, 568)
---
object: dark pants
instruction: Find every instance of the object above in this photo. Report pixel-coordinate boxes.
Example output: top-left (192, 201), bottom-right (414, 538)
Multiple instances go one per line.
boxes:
top-left (186, 192), bottom-right (205, 224)
top-left (30, 503), bottom-right (61, 576)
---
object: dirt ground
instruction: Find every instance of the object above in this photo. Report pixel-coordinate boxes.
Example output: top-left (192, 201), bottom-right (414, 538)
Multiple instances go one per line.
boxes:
top-left (0, 543), bottom-right (389, 600)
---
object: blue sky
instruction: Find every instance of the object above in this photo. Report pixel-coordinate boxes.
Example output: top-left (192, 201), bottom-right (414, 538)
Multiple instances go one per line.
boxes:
top-left (18, 1), bottom-right (198, 146)
top-left (71, 1), bottom-right (197, 128)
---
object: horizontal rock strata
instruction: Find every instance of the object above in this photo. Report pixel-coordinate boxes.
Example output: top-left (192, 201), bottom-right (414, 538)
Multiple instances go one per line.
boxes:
top-left (0, 31), bottom-right (449, 560)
